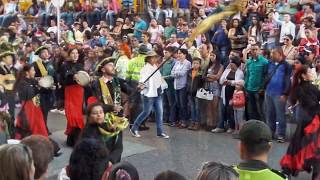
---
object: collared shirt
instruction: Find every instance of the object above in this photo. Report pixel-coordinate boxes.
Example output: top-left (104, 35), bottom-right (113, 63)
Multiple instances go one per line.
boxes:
top-left (245, 55), bottom-right (269, 92)
top-left (139, 63), bottom-right (162, 97)
top-left (171, 59), bottom-right (191, 90)
top-left (160, 58), bottom-right (176, 91)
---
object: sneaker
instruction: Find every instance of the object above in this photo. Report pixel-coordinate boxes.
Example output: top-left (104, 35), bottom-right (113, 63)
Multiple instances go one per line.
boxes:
top-left (211, 128), bottom-right (224, 133)
top-left (50, 109), bottom-right (58, 113)
top-left (130, 129), bottom-right (141, 138)
top-left (58, 110), bottom-right (65, 115)
top-left (226, 128), bottom-right (234, 133)
top-left (168, 122), bottom-right (176, 127)
top-left (276, 136), bottom-right (285, 143)
top-left (157, 133), bottom-right (169, 139)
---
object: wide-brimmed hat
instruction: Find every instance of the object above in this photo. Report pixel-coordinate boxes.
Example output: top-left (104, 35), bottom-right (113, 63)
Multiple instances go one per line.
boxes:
top-left (95, 57), bottom-right (116, 73)
top-left (145, 51), bottom-right (159, 58)
top-left (116, 18), bottom-right (124, 23)
top-left (138, 45), bottom-right (150, 55)
top-left (35, 46), bottom-right (48, 55)
top-left (0, 51), bottom-right (15, 59)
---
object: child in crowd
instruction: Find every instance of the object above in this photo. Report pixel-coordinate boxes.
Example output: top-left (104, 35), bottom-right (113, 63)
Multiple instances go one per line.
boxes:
top-left (187, 58), bottom-right (203, 130)
top-left (230, 84), bottom-right (245, 136)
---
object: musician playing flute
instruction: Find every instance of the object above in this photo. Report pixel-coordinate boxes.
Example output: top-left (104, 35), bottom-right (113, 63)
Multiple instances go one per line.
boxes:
top-left (32, 46), bottom-right (55, 133)
top-left (0, 51), bottom-right (17, 138)
top-left (59, 48), bottom-right (85, 147)
top-left (84, 57), bottom-right (132, 163)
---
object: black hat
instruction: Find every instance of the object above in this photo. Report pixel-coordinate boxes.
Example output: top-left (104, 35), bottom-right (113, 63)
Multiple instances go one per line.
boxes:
top-left (138, 45), bottom-right (150, 55)
top-left (95, 57), bottom-right (116, 73)
top-left (238, 120), bottom-right (272, 144)
top-left (0, 51), bottom-right (15, 59)
top-left (35, 46), bottom-right (48, 55)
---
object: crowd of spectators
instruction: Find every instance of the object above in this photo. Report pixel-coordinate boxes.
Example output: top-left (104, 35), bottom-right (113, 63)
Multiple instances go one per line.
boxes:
top-left (0, 0), bottom-right (320, 179)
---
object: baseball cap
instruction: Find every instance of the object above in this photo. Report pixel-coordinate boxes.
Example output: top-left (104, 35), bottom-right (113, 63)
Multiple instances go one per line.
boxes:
top-left (238, 120), bottom-right (272, 144)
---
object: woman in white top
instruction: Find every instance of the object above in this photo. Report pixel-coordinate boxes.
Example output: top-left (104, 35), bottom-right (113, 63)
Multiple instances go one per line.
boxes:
top-left (130, 51), bottom-right (169, 139)
top-left (147, 19), bottom-right (164, 44)
top-left (212, 56), bottom-right (244, 134)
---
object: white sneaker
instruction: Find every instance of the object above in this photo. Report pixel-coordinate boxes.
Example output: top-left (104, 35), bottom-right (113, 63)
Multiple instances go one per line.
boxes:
top-left (226, 128), bottom-right (234, 133)
top-left (50, 109), bottom-right (58, 113)
top-left (58, 110), bottom-right (65, 115)
top-left (130, 129), bottom-right (141, 138)
top-left (157, 133), bottom-right (169, 139)
top-left (211, 128), bottom-right (224, 133)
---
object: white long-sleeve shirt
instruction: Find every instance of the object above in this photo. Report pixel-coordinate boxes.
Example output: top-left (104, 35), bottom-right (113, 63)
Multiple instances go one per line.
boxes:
top-left (139, 63), bottom-right (162, 97)
top-left (274, 15), bottom-right (296, 43)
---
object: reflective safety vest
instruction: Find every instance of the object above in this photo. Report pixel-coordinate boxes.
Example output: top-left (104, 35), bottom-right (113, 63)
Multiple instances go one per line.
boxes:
top-left (126, 54), bottom-right (146, 82)
top-left (234, 166), bottom-right (288, 180)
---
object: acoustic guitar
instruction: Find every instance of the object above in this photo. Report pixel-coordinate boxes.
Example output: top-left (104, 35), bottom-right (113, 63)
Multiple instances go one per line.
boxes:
top-left (0, 74), bottom-right (16, 91)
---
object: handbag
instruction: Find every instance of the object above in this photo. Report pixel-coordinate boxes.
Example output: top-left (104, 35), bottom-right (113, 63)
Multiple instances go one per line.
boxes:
top-left (196, 88), bottom-right (213, 101)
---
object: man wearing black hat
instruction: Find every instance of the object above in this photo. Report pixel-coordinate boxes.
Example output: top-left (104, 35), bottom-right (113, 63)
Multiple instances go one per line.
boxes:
top-left (32, 46), bottom-right (55, 133)
top-left (0, 51), bottom-right (16, 137)
top-left (88, 57), bottom-right (132, 115)
top-left (234, 120), bottom-right (287, 180)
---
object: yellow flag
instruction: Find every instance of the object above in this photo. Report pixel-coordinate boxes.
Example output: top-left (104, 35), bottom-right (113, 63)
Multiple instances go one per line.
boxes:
top-left (186, 0), bottom-right (248, 42)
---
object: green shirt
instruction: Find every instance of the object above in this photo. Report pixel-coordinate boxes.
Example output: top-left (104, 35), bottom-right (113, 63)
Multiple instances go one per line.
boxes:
top-left (160, 59), bottom-right (176, 91)
top-left (126, 54), bottom-right (146, 82)
top-left (164, 26), bottom-right (177, 40)
top-left (245, 55), bottom-right (269, 92)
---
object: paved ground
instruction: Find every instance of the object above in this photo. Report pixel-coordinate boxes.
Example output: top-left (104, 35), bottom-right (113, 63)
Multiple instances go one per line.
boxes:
top-left (46, 112), bottom-right (311, 180)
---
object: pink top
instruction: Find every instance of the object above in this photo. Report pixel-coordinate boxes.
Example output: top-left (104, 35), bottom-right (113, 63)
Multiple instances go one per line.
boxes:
top-left (107, 0), bottom-right (121, 13)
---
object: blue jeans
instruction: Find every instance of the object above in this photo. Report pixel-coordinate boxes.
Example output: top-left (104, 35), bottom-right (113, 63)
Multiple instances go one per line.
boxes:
top-left (132, 96), bottom-right (164, 135)
top-left (106, 11), bottom-right (115, 27)
top-left (265, 94), bottom-right (287, 137)
top-left (163, 89), bottom-right (176, 123)
top-left (175, 87), bottom-right (188, 123)
top-left (188, 95), bottom-right (200, 123)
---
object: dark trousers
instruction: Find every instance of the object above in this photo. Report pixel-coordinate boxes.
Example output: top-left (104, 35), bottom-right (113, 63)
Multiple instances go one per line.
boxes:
top-left (246, 91), bottom-right (265, 122)
top-left (40, 91), bottom-right (54, 131)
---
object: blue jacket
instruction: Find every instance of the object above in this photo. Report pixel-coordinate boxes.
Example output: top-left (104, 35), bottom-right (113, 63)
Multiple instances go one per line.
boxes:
top-left (265, 61), bottom-right (292, 96)
top-left (211, 26), bottom-right (230, 47)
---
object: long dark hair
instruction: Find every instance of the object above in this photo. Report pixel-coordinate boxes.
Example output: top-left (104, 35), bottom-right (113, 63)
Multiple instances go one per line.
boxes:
top-left (231, 19), bottom-right (244, 36)
top-left (206, 51), bottom-right (221, 75)
top-left (14, 64), bottom-right (33, 92)
top-left (290, 65), bottom-right (320, 116)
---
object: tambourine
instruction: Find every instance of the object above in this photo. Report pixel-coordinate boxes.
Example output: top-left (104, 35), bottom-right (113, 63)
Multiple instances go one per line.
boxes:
top-left (38, 76), bottom-right (54, 88)
top-left (75, 71), bottom-right (90, 86)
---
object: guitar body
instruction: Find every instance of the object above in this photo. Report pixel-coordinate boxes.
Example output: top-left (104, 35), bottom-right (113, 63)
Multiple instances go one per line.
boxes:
top-left (0, 74), bottom-right (16, 91)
